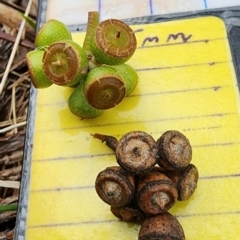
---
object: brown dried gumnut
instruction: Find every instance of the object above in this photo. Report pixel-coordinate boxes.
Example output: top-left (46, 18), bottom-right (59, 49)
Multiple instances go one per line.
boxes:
top-left (138, 212), bottom-right (185, 240)
top-left (95, 166), bottom-right (135, 207)
top-left (136, 171), bottom-right (178, 215)
top-left (164, 164), bottom-right (199, 201)
top-left (156, 130), bottom-right (192, 170)
top-left (115, 131), bottom-right (157, 175)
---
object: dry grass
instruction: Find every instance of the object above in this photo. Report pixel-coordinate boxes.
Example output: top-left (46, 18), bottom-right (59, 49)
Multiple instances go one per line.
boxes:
top-left (0, 0), bottom-right (38, 238)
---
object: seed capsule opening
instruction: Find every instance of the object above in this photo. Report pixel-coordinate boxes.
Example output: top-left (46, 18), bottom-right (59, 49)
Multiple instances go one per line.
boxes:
top-left (42, 40), bottom-right (88, 86)
top-left (91, 19), bottom-right (137, 65)
top-left (137, 179), bottom-right (178, 215)
top-left (85, 76), bottom-right (125, 110)
top-left (116, 131), bottom-right (157, 175)
top-left (95, 166), bottom-right (135, 207)
top-left (96, 19), bottom-right (136, 58)
top-left (157, 130), bottom-right (192, 170)
top-left (43, 42), bottom-right (79, 85)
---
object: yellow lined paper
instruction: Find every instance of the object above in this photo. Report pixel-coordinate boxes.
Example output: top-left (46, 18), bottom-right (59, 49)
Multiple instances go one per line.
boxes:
top-left (26, 16), bottom-right (240, 239)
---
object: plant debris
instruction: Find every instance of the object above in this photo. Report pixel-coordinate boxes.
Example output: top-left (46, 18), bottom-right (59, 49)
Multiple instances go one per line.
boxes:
top-left (0, 0), bottom-right (38, 238)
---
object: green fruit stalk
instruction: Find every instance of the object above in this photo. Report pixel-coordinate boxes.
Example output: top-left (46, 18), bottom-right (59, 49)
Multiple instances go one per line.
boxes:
top-left (82, 11), bottom-right (99, 56)
top-left (68, 81), bottom-right (103, 119)
top-left (42, 39), bottom-right (88, 87)
top-left (84, 65), bottom-right (126, 110)
top-left (82, 11), bottom-right (100, 70)
top-left (110, 64), bottom-right (138, 96)
top-left (26, 50), bottom-right (53, 88)
top-left (90, 19), bottom-right (137, 65)
top-left (35, 19), bottom-right (72, 48)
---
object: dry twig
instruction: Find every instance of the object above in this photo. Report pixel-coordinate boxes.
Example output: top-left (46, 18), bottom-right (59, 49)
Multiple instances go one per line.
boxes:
top-left (0, 0), bottom-right (33, 95)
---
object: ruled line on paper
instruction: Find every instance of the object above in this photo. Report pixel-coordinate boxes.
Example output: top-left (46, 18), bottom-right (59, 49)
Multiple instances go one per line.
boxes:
top-left (34, 111), bottom-right (236, 132)
top-left (31, 185), bottom-right (94, 193)
top-left (134, 60), bottom-right (230, 72)
top-left (36, 83), bottom-right (231, 107)
top-left (29, 172), bottom-right (240, 193)
top-left (27, 210), bottom-right (240, 229)
top-left (177, 210), bottom-right (240, 218)
top-left (183, 125), bottom-right (223, 132)
top-left (193, 141), bottom-right (237, 148)
top-left (27, 219), bottom-right (115, 229)
top-left (200, 173), bottom-right (240, 180)
top-left (33, 152), bottom-right (115, 162)
top-left (32, 139), bottom-right (240, 163)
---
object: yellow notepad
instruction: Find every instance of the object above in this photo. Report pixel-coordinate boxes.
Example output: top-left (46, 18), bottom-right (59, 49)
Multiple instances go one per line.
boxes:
top-left (26, 16), bottom-right (240, 239)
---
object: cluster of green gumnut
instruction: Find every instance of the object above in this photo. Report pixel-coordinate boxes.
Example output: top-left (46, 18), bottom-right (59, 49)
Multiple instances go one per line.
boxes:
top-left (26, 11), bottom-right (138, 119)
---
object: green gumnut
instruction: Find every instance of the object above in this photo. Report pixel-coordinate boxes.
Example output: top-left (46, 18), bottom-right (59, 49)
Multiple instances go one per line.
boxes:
top-left (84, 65), bottom-right (126, 110)
top-left (26, 50), bottom-right (53, 88)
top-left (68, 81), bottom-right (104, 119)
top-left (90, 19), bottom-right (137, 65)
top-left (35, 19), bottom-right (72, 48)
top-left (42, 39), bottom-right (89, 87)
top-left (110, 64), bottom-right (138, 96)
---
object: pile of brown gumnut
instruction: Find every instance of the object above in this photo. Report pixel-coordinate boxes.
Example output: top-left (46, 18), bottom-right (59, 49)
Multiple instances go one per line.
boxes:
top-left (93, 130), bottom-right (199, 240)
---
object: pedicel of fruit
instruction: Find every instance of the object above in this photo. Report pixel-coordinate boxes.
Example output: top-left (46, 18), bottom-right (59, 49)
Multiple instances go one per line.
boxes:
top-left (95, 166), bottom-right (135, 207)
top-left (138, 212), bottom-right (185, 240)
top-left (82, 11), bottom-right (99, 53)
top-left (90, 18), bottom-right (137, 65)
top-left (156, 130), bottom-right (192, 171)
top-left (68, 81), bottom-right (104, 119)
top-left (26, 50), bottom-right (53, 88)
top-left (115, 131), bottom-right (157, 175)
top-left (42, 39), bottom-right (88, 87)
top-left (82, 11), bottom-right (99, 68)
top-left (83, 65), bottom-right (126, 110)
top-left (136, 171), bottom-right (178, 215)
top-left (35, 19), bottom-right (72, 48)
top-left (91, 133), bottom-right (118, 151)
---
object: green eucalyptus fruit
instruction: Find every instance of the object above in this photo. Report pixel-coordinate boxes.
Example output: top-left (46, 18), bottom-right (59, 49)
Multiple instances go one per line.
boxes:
top-left (68, 81), bottom-right (104, 119)
top-left (42, 39), bottom-right (88, 87)
top-left (35, 19), bottom-right (72, 48)
top-left (84, 65), bottom-right (126, 110)
top-left (110, 64), bottom-right (138, 96)
top-left (90, 19), bottom-right (137, 65)
top-left (26, 50), bottom-right (53, 88)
